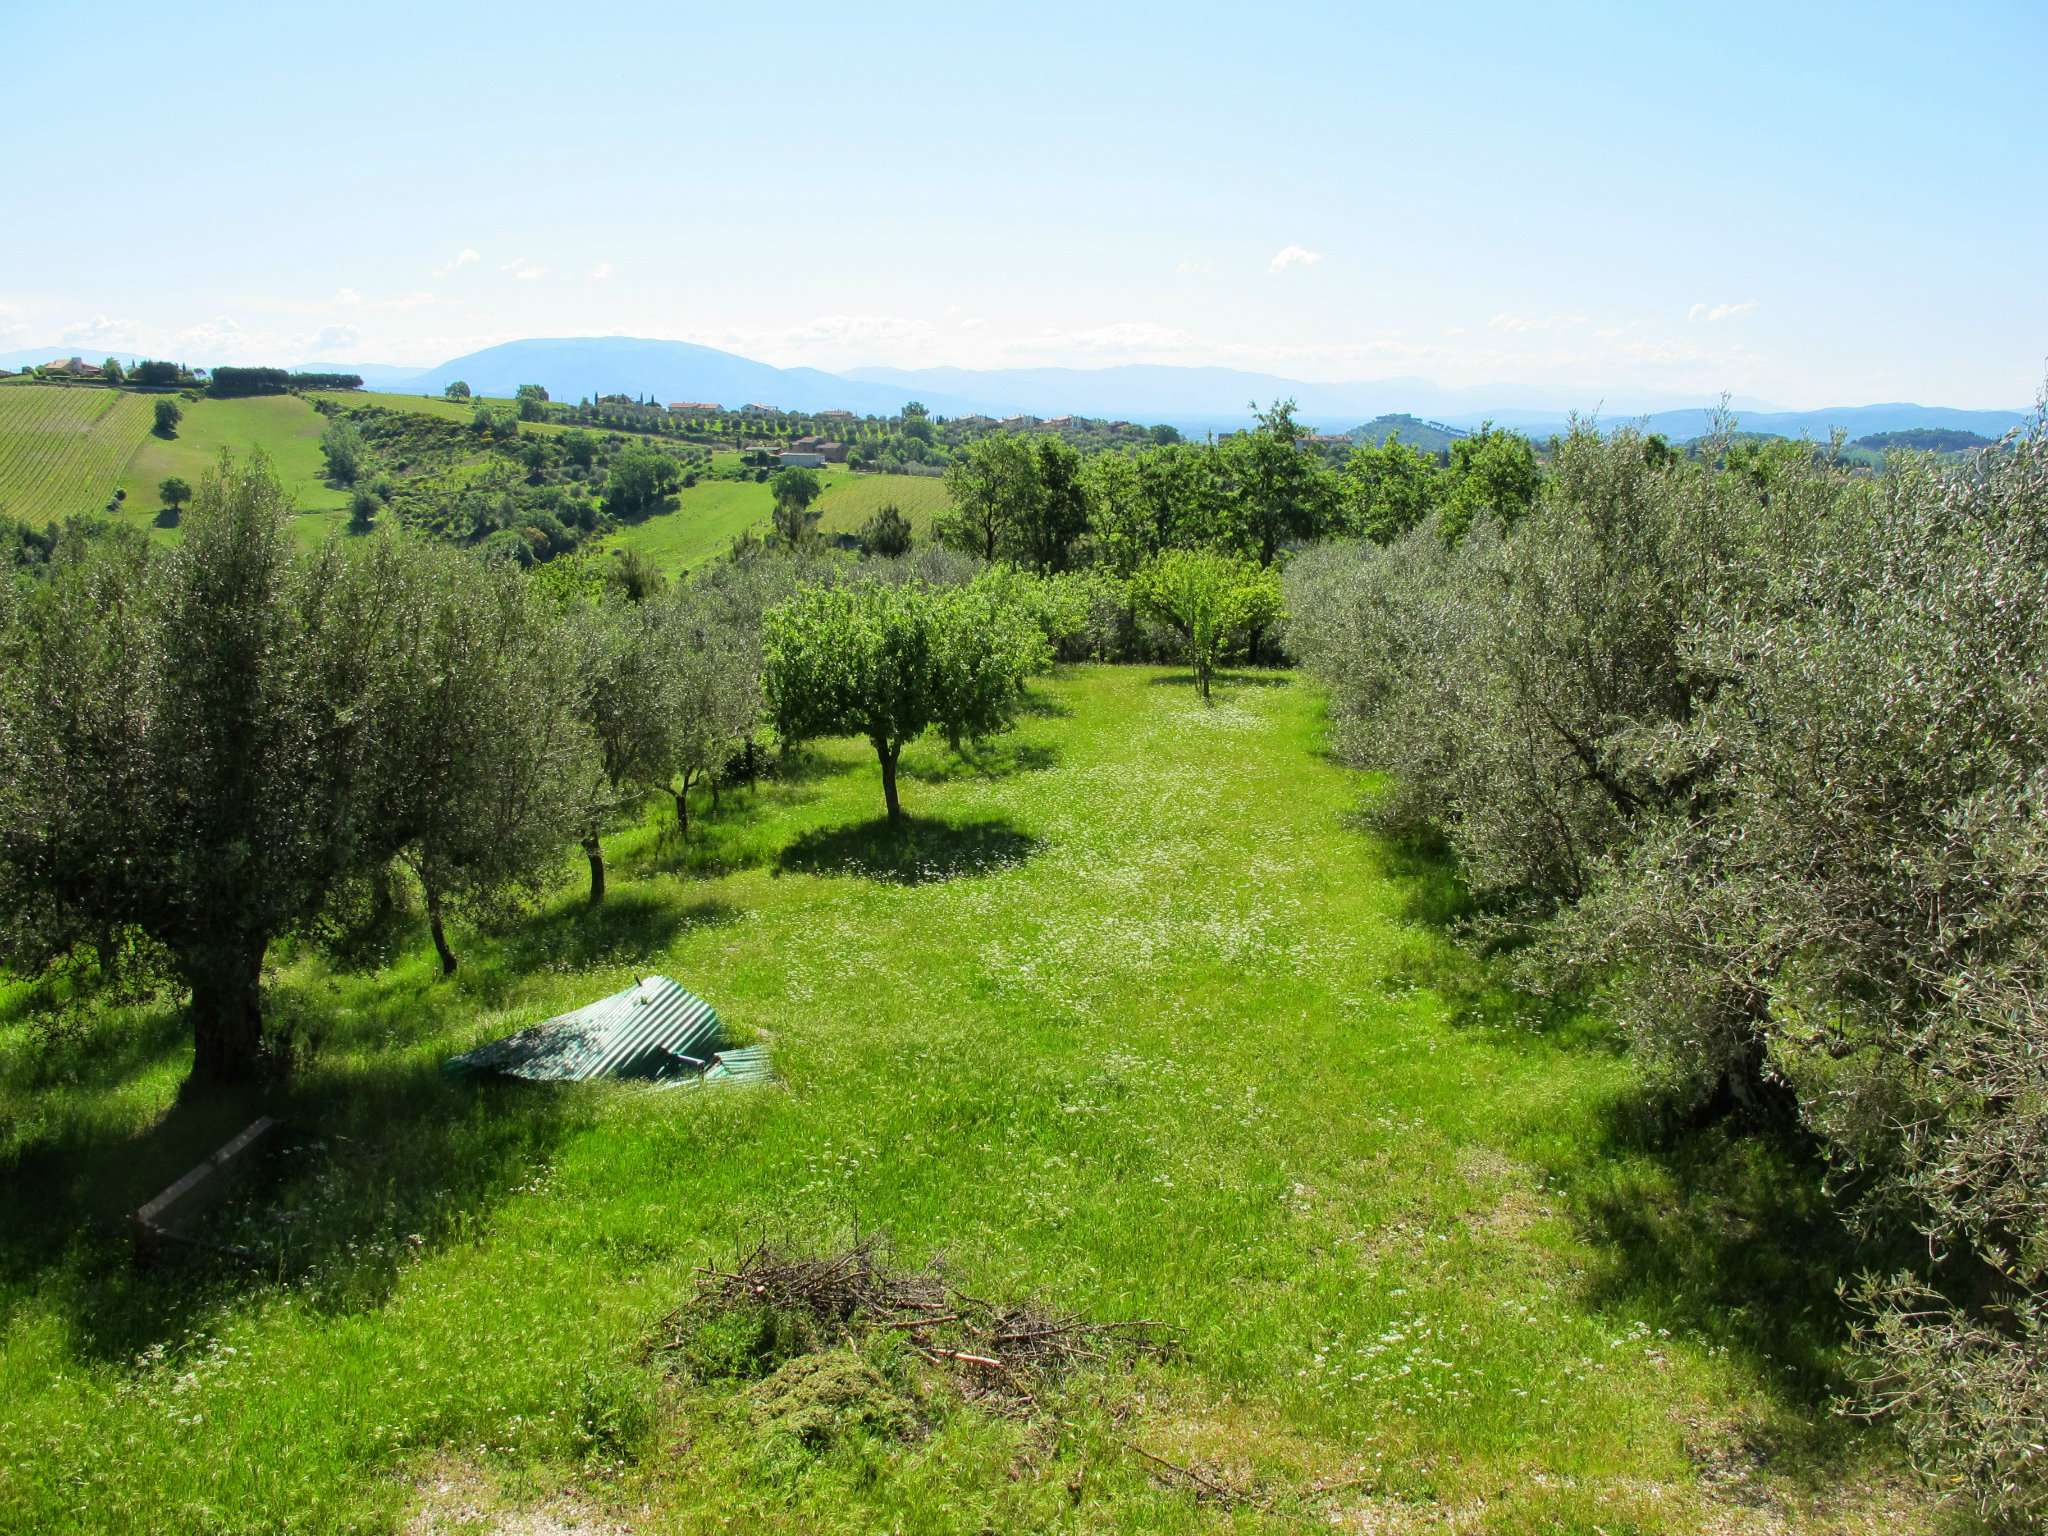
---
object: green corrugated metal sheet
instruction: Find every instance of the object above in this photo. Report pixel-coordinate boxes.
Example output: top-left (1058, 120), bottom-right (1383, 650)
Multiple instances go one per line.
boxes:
top-left (445, 975), bottom-right (722, 1085)
top-left (701, 1045), bottom-right (774, 1085)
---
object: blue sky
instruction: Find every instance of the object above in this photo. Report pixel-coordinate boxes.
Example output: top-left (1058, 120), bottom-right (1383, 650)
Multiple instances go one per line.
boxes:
top-left (4, 0), bottom-right (2040, 407)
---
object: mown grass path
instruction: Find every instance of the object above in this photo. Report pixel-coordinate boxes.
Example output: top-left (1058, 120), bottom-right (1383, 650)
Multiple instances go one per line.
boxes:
top-left (0, 668), bottom-right (1927, 1533)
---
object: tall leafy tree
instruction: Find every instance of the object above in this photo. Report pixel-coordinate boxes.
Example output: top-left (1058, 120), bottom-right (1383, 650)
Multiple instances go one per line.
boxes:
top-left (1343, 434), bottom-right (1442, 543)
top-left (1215, 400), bottom-right (1336, 565)
top-left (563, 598), bottom-right (672, 903)
top-left (1014, 437), bottom-right (1090, 571)
top-left (1441, 424), bottom-right (1541, 541)
top-left (938, 432), bottom-right (1037, 561)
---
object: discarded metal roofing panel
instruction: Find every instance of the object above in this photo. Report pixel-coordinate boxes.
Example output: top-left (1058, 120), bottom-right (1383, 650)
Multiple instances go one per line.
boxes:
top-left (701, 1045), bottom-right (774, 1085)
top-left (445, 975), bottom-right (721, 1085)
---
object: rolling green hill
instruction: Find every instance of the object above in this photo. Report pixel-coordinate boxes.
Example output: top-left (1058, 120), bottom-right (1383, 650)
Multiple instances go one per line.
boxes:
top-left (1345, 414), bottom-right (1466, 454)
top-left (599, 469), bottom-right (955, 572)
top-left (118, 394), bottom-right (351, 525)
top-left (0, 384), bottom-right (354, 546)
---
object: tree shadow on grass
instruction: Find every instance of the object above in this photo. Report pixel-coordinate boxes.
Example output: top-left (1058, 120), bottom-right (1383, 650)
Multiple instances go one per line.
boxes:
top-left (0, 1006), bottom-right (591, 1367)
top-left (901, 739), bottom-right (1059, 785)
top-left (1555, 1097), bottom-right (1910, 1421)
top-left (1015, 684), bottom-right (1073, 719)
top-left (481, 887), bottom-right (738, 982)
top-left (1145, 669), bottom-right (1293, 690)
top-left (776, 815), bottom-right (1038, 885)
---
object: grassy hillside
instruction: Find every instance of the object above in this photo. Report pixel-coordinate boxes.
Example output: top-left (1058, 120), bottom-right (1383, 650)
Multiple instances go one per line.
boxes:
top-left (815, 471), bottom-right (952, 539)
top-left (600, 470), bottom-right (956, 572)
top-left (117, 394), bottom-right (350, 525)
top-left (595, 474), bottom-right (808, 570)
top-left (0, 667), bottom-right (1923, 1534)
top-left (0, 386), bottom-right (368, 548)
top-left (0, 384), bottom-right (155, 522)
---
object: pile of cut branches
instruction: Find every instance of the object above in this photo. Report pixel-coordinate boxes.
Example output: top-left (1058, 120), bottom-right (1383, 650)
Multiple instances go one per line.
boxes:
top-left (660, 1235), bottom-right (1172, 1413)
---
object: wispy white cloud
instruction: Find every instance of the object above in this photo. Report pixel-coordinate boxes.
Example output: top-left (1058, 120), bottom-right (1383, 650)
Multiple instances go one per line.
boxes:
top-left (500, 257), bottom-right (547, 281)
top-left (1688, 300), bottom-right (1758, 323)
top-left (1268, 245), bottom-right (1323, 274)
top-left (60, 314), bottom-right (133, 347)
top-left (1175, 260), bottom-right (1213, 277)
top-left (433, 248), bottom-right (480, 278)
top-left (588, 262), bottom-right (615, 281)
top-left (308, 323), bottom-right (361, 352)
top-left (1489, 311), bottom-right (1590, 334)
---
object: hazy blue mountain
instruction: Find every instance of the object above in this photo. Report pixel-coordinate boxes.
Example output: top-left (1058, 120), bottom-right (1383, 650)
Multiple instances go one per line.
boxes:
top-left (3, 334), bottom-right (2024, 447)
top-left (377, 337), bottom-right (973, 416)
top-left (843, 362), bottom-right (1782, 430)
top-left (1445, 403), bottom-right (2036, 442)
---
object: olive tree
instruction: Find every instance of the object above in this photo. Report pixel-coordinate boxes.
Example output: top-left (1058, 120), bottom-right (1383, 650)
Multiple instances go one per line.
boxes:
top-left (360, 539), bottom-right (588, 973)
top-left (1131, 548), bottom-right (1282, 699)
top-left (563, 597), bottom-right (673, 902)
top-left (652, 588), bottom-right (763, 839)
top-left (0, 455), bottom-right (401, 1082)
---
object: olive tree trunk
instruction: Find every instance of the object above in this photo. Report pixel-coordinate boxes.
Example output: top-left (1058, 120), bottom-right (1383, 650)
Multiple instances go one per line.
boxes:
top-left (583, 835), bottom-right (606, 905)
top-left (185, 944), bottom-right (268, 1085)
top-left (426, 884), bottom-right (458, 976)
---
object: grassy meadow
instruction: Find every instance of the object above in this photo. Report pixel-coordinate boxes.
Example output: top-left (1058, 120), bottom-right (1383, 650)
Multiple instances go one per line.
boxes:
top-left (117, 394), bottom-right (352, 533)
top-left (0, 666), bottom-right (1937, 1534)
top-left (601, 470), bottom-right (955, 573)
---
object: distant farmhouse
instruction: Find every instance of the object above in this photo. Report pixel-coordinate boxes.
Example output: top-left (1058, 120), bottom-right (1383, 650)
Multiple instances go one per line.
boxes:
top-left (775, 450), bottom-right (828, 469)
top-left (667, 400), bottom-right (722, 413)
top-left (1000, 414), bottom-right (1038, 429)
top-left (43, 356), bottom-right (104, 378)
top-left (742, 403), bottom-right (779, 415)
top-left (815, 408), bottom-right (856, 422)
top-left (792, 435), bottom-right (847, 462)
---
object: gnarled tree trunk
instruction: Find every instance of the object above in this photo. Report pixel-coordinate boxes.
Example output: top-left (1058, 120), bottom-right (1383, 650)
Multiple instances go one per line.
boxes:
top-left (583, 835), bottom-right (606, 905)
top-left (185, 943), bottom-right (268, 1085)
top-left (426, 884), bottom-right (457, 976)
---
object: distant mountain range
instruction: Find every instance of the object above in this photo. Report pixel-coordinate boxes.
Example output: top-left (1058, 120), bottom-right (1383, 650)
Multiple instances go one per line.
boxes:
top-left (5, 335), bottom-right (2031, 443)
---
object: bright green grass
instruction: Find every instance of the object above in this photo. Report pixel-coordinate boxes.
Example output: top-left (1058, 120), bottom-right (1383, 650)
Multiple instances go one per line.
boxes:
top-left (0, 385), bottom-right (155, 521)
top-left (0, 670), bottom-right (1931, 1534)
top-left (117, 394), bottom-right (350, 525)
top-left (596, 469), bottom-right (849, 573)
top-left (815, 471), bottom-right (952, 539)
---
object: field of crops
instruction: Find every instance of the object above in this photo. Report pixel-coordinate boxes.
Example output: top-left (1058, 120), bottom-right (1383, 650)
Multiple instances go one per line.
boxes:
top-left (815, 470), bottom-right (952, 538)
top-left (0, 385), bottom-right (155, 522)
